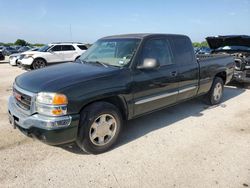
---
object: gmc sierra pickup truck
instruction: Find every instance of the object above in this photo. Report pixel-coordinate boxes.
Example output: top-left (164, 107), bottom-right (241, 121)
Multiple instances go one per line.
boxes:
top-left (207, 35), bottom-right (250, 83)
top-left (8, 34), bottom-right (234, 154)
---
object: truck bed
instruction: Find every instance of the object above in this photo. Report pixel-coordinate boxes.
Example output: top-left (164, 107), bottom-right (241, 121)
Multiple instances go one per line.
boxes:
top-left (196, 53), bottom-right (231, 61)
top-left (196, 53), bottom-right (235, 95)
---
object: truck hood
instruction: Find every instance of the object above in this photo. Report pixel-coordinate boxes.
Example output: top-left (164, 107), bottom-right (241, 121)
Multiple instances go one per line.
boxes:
top-left (15, 63), bottom-right (119, 93)
top-left (206, 35), bottom-right (250, 49)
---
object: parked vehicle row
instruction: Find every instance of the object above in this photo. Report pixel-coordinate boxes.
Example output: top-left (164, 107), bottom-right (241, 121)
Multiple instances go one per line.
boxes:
top-left (0, 46), bottom-right (19, 56)
top-left (8, 33), bottom-right (235, 154)
top-left (195, 47), bottom-right (212, 55)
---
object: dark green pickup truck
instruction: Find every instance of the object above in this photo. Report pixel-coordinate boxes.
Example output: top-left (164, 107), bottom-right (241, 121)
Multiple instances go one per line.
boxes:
top-left (8, 34), bottom-right (234, 154)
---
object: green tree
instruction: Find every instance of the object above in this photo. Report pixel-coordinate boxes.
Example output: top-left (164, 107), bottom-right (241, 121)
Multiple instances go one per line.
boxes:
top-left (200, 41), bottom-right (208, 47)
top-left (33, 43), bottom-right (45, 47)
top-left (14, 39), bottom-right (28, 46)
top-left (193, 42), bottom-right (201, 47)
top-left (192, 41), bottom-right (209, 48)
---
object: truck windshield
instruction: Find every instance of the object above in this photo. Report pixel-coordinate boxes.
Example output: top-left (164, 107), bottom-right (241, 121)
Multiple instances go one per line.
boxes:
top-left (79, 39), bottom-right (141, 67)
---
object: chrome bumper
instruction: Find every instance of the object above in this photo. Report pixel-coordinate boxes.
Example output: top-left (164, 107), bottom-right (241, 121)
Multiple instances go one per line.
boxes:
top-left (8, 96), bottom-right (72, 130)
top-left (234, 70), bottom-right (250, 83)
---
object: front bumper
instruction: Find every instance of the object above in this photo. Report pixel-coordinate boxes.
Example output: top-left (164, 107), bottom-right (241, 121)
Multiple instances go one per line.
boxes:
top-left (233, 70), bottom-right (250, 83)
top-left (19, 57), bottom-right (33, 66)
top-left (9, 57), bottom-right (17, 66)
top-left (8, 96), bottom-right (80, 145)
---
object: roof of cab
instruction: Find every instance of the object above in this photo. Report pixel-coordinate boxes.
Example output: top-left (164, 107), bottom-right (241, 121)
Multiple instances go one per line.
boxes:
top-left (100, 33), bottom-right (188, 40)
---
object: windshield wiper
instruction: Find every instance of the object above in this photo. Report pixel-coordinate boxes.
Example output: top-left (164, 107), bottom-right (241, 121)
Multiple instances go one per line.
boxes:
top-left (89, 61), bottom-right (108, 68)
top-left (79, 59), bottom-right (119, 68)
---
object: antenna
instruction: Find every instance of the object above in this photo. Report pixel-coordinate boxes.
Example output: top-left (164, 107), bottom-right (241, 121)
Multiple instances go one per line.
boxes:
top-left (69, 24), bottom-right (72, 41)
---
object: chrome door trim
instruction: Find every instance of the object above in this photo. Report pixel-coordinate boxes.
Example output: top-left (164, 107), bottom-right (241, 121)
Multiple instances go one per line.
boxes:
top-left (135, 91), bottom-right (178, 105)
top-left (179, 86), bottom-right (197, 94)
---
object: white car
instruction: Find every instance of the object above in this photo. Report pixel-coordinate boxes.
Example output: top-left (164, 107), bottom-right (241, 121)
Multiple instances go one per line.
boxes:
top-left (18, 43), bottom-right (88, 69)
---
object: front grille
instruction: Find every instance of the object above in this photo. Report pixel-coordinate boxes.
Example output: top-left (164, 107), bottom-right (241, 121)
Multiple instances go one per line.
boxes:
top-left (246, 70), bottom-right (250, 78)
top-left (13, 87), bottom-right (32, 111)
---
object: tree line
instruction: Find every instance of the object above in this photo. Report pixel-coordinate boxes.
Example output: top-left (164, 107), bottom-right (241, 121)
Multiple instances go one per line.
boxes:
top-left (0, 39), bottom-right (44, 47)
top-left (192, 41), bottom-right (209, 48)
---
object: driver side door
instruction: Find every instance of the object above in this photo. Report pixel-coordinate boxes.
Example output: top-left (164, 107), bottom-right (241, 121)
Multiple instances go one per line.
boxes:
top-left (132, 37), bottom-right (180, 117)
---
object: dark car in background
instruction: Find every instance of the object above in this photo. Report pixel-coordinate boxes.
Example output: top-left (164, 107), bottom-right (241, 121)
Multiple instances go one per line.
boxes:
top-left (0, 51), bottom-right (4, 61)
top-left (207, 35), bottom-right (250, 83)
top-left (17, 46), bottom-right (32, 53)
top-left (196, 47), bottom-right (212, 55)
top-left (1, 46), bottom-right (19, 56)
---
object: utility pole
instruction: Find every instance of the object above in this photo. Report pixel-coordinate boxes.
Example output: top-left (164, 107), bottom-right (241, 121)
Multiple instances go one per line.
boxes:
top-left (70, 24), bottom-right (72, 41)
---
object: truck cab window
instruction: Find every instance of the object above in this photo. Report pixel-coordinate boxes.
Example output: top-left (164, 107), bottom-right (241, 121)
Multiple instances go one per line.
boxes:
top-left (142, 39), bottom-right (174, 66)
top-left (172, 37), bottom-right (195, 65)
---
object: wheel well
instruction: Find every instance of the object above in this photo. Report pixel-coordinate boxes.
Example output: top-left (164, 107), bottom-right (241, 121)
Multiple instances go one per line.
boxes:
top-left (215, 71), bottom-right (226, 84)
top-left (80, 96), bottom-right (128, 120)
top-left (75, 56), bottom-right (80, 61)
top-left (33, 57), bottom-right (47, 65)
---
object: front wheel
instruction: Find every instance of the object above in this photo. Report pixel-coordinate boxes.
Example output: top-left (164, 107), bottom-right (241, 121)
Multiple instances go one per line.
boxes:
top-left (76, 102), bottom-right (123, 154)
top-left (205, 77), bottom-right (224, 105)
top-left (32, 59), bottom-right (46, 69)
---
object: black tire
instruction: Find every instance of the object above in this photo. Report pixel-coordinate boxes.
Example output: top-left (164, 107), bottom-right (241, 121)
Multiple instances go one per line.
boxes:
top-left (204, 77), bottom-right (224, 105)
top-left (32, 58), bottom-right (46, 69)
top-left (76, 102), bottom-right (123, 154)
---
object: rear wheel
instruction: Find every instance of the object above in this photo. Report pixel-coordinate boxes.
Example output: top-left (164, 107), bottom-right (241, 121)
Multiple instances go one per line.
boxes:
top-left (32, 59), bottom-right (46, 69)
top-left (76, 102), bottom-right (122, 154)
top-left (204, 77), bottom-right (224, 105)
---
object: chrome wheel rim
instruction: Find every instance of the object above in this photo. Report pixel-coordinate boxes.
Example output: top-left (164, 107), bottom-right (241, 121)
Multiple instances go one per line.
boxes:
top-left (34, 60), bottom-right (45, 69)
top-left (213, 83), bottom-right (222, 101)
top-left (89, 114), bottom-right (117, 146)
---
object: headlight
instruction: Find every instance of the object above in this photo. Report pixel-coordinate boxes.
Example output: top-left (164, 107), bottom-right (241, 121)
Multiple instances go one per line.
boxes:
top-left (23, 54), bottom-right (34, 59)
top-left (36, 92), bottom-right (68, 116)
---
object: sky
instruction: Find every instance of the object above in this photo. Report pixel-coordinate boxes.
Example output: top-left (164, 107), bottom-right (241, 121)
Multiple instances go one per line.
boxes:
top-left (0, 0), bottom-right (250, 44)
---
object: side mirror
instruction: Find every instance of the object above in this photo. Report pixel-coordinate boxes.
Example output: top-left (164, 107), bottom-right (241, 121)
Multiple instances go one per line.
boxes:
top-left (137, 58), bottom-right (160, 70)
top-left (48, 49), bottom-right (54, 53)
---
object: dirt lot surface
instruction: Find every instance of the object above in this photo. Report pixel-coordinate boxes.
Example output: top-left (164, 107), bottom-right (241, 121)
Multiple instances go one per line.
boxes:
top-left (0, 61), bottom-right (250, 188)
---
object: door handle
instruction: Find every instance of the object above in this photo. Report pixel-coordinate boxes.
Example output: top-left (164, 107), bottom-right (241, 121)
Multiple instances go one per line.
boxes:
top-left (171, 71), bottom-right (178, 77)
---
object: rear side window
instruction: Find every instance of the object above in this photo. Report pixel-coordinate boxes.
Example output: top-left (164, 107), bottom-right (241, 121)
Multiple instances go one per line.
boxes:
top-left (142, 38), bottom-right (174, 66)
top-left (77, 45), bottom-right (88, 50)
top-left (171, 37), bottom-right (195, 65)
top-left (62, 45), bottom-right (75, 51)
top-left (50, 45), bottom-right (62, 52)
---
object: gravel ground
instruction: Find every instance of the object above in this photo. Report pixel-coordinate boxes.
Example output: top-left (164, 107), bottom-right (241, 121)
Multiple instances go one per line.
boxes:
top-left (0, 62), bottom-right (250, 188)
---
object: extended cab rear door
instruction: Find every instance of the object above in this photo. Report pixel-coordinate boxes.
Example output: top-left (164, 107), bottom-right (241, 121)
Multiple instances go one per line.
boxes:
top-left (132, 36), bottom-right (180, 116)
top-left (170, 36), bottom-right (199, 101)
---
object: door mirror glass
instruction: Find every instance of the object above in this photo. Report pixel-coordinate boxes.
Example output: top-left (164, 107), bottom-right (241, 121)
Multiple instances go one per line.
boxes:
top-left (137, 58), bottom-right (160, 70)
